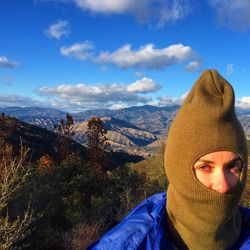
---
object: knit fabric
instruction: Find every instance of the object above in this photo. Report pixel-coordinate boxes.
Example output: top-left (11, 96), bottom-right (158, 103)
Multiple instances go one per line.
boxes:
top-left (164, 69), bottom-right (248, 249)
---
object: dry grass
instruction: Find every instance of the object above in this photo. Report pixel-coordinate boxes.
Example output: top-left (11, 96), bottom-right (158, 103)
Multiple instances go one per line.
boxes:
top-left (62, 223), bottom-right (102, 250)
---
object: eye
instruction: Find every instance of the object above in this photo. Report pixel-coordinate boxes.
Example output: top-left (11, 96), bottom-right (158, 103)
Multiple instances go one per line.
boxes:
top-left (196, 164), bottom-right (212, 172)
top-left (227, 161), bottom-right (243, 174)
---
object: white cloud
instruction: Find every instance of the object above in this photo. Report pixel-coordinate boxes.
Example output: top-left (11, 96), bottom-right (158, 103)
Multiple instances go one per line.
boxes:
top-left (109, 102), bottom-right (130, 110)
top-left (226, 64), bottom-right (234, 75)
top-left (208, 0), bottom-right (250, 31)
top-left (71, 0), bottom-right (195, 27)
top-left (46, 20), bottom-right (70, 39)
top-left (95, 43), bottom-right (196, 69)
top-left (37, 78), bottom-right (161, 110)
top-left (0, 94), bottom-right (41, 107)
top-left (149, 91), bottom-right (188, 107)
top-left (127, 77), bottom-right (161, 93)
top-left (155, 94), bottom-right (186, 106)
top-left (185, 60), bottom-right (202, 72)
top-left (156, 0), bottom-right (194, 28)
top-left (236, 97), bottom-right (250, 109)
top-left (0, 56), bottom-right (17, 68)
top-left (60, 41), bottom-right (94, 60)
top-left (73, 0), bottom-right (134, 13)
top-left (60, 42), bottom-right (200, 70)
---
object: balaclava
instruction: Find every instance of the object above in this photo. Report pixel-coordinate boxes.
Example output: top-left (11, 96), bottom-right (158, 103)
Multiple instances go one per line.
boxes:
top-left (164, 69), bottom-right (248, 250)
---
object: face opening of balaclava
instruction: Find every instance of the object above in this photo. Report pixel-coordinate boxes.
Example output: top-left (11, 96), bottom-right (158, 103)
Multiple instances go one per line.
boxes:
top-left (164, 69), bottom-right (248, 250)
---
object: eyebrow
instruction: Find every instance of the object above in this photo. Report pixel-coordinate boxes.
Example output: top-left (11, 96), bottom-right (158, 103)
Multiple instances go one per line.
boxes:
top-left (196, 157), bottom-right (241, 165)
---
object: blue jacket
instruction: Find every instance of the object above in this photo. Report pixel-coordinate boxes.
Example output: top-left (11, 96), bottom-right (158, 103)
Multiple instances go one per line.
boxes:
top-left (87, 192), bottom-right (250, 250)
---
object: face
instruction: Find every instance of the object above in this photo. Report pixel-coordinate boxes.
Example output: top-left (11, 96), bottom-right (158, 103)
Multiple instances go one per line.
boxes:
top-left (193, 151), bottom-right (243, 194)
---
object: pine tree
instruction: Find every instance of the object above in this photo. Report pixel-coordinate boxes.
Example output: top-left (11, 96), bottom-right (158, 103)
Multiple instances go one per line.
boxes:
top-left (54, 113), bottom-right (75, 163)
top-left (86, 117), bottom-right (110, 172)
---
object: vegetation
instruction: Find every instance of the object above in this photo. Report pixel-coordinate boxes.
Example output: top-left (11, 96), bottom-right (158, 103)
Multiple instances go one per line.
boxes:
top-left (0, 114), bottom-right (164, 249)
top-left (0, 144), bottom-right (38, 249)
top-left (129, 151), bottom-right (167, 189)
top-left (86, 117), bottom-right (110, 172)
top-left (54, 113), bottom-right (75, 163)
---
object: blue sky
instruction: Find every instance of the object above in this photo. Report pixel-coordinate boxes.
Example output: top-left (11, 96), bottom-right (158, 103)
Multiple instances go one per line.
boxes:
top-left (1, 0), bottom-right (250, 112)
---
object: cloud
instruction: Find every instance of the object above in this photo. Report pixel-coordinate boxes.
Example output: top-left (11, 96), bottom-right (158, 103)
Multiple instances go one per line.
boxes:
top-left (73, 0), bottom-right (134, 13)
top-left (0, 56), bottom-right (18, 68)
top-left (208, 0), bottom-right (250, 31)
top-left (155, 92), bottom-right (187, 106)
top-left (37, 78), bottom-right (161, 110)
top-left (46, 20), bottom-right (70, 39)
top-left (155, 0), bottom-right (194, 28)
top-left (236, 96), bottom-right (250, 109)
top-left (60, 42), bottom-right (200, 70)
top-left (127, 77), bottom-right (161, 93)
top-left (226, 63), bottom-right (234, 75)
top-left (60, 41), bottom-right (94, 60)
top-left (94, 43), bottom-right (197, 69)
top-left (185, 60), bottom-right (202, 72)
top-left (71, 0), bottom-right (195, 28)
top-left (0, 94), bottom-right (41, 107)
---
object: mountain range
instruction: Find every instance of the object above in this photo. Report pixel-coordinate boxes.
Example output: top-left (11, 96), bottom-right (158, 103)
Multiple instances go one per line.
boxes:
top-left (1, 105), bottom-right (250, 157)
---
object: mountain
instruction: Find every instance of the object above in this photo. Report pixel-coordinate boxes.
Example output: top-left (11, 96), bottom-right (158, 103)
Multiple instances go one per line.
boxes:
top-left (0, 107), bottom-right (67, 130)
top-left (0, 115), bottom-right (143, 167)
top-left (0, 105), bottom-right (180, 135)
top-left (73, 117), bottom-right (161, 157)
top-left (1, 105), bottom-right (250, 157)
top-left (74, 105), bottom-right (180, 135)
top-left (0, 115), bottom-right (86, 162)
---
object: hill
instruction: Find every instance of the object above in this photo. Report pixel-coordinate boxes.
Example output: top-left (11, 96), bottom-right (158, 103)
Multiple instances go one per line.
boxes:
top-left (0, 105), bottom-right (180, 134)
top-left (0, 106), bottom-right (67, 130)
top-left (0, 115), bottom-right (86, 162)
top-left (129, 150), bottom-right (166, 188)
top-left (73, 116), bottom-right (160, 157)
top-left (1, 105), bottom-right (250, 157)
top-left (0, 115), bottom-right (143, 166)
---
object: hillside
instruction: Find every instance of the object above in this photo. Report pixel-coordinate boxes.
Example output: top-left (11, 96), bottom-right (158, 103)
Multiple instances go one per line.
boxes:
top-left (0, 115), bottom-right (143, 166)
top-left (129, 151), bottom-right (166, 188)
top-left (0, 105), bottom-right (180, 134)
top-left (1, 105), bottom-right (250, 157)
top-left (73, 116), bottom-right (161, 157)
top-left (0, 115), bottom-right (87, 162)
top-left (0, 106), bottom-right (67, 130)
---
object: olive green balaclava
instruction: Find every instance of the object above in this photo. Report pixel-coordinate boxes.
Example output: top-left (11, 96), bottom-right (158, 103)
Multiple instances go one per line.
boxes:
top-left (164, 70), bottom-right (248, 250)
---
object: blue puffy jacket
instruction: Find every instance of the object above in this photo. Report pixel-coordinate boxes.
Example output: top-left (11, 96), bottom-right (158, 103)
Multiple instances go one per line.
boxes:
top-left (87, 192), bottom-right (250, 250)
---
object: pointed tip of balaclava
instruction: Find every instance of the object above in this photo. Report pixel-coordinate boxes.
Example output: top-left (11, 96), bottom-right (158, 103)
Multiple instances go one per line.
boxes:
top-left (184, 69), bottom-right (235, 115)
top-left (164, 69), bottom-right (248, 249)
top-left (165, 68), bottom-right (247, 176)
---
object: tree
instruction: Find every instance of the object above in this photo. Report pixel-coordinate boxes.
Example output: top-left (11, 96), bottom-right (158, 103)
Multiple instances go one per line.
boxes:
top-left (0, 143), bottom-right (38, 249)
top-left (54, 113), bottom-right (75, 163)
top-left (86, 117), bottom-right (110, 172)
top-left (54, 114), bottom-right (74, 140)
top-left (38, 154), bottom-right (54, 173)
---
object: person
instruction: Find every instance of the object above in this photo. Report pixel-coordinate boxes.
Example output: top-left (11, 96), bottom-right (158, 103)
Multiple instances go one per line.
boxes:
top-left (87, 70), bottom-right (250, 249)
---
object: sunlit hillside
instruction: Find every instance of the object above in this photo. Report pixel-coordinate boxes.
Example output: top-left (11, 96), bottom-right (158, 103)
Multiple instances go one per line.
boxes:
top-left (129, 149), bottom-right (166, 189)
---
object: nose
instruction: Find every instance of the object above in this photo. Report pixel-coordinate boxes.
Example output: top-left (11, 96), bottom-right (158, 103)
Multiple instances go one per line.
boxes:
top-left (211, 170), bottom-right (231, 194)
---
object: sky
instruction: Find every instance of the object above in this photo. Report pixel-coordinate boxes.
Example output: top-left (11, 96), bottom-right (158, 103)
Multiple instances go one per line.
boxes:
top-left (1, 0), bottom-right (250, 112)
